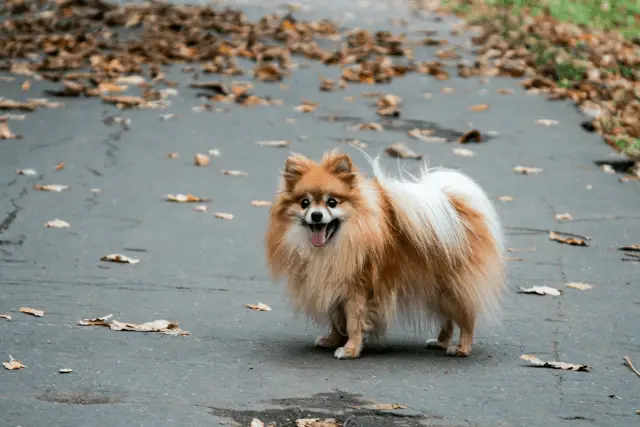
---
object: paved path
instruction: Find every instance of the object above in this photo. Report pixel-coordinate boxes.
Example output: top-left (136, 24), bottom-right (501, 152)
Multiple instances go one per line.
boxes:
top-left (1, 1), bottom-right (639, 426)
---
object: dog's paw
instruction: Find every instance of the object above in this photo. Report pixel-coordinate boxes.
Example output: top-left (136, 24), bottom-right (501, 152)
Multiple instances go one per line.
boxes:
top-left (315, 335), bottom-right (339, 348)
top-left (445, 345), bottom-right (470, 357)
top-left (334, 346), bottom-right (360, 359)
top-left (426, 339), bottom-right (448, 350)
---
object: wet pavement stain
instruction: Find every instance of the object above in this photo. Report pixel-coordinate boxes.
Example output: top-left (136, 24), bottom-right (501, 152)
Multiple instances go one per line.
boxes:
top-left (37, 389), bottom-right (123, 405)
top-left (200, 391), bottom-right (468, 427)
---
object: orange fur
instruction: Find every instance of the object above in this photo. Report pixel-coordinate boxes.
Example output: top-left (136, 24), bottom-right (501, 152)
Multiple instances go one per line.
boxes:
top-left (265, 150), bottom-right (506, 359)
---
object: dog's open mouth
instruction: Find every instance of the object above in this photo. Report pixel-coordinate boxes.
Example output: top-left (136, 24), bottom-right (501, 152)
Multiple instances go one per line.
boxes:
top-left (307, 219), bottom-right (341, 248)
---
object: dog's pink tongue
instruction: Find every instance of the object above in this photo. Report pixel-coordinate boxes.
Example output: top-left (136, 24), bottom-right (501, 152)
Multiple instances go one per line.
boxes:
top-left (311, 228), bottom-right (326, 247)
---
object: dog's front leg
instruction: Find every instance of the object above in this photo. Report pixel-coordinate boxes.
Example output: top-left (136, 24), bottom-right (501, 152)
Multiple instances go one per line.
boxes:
top-left (334, 293), bottom-right (366, 359)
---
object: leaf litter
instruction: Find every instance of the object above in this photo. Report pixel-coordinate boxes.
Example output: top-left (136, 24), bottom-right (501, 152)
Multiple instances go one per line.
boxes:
top-left (45, 219), bottom-right (70, 228)
top-left (453, 148), bottom-right (476, 157)
top-left (458, 129), bottom-right (482, 143)
top-left (549, 231), bottom-right (588, 247)
top-left (194, 154), bottom-right (210, 166)
top-left (100, 254), bottom-right (140, 264)
top-left (33, 184), bottom-right (68, 192)
top-left (215, 212), bottom-right (234, 220)
top-left (385, 142), bottom-right (422, 160)
top-left (520, 354), bottom-right (591, 372)
top-left (566, 282), bottom-right (593, 291)
top-left (244, 303), bottom-right (272, 312)
top-left (20, 307), bottom-right (44, 317)
top-left (165, 193), bottom-right (209, 203)
top-left (251, 200), bottom-right (272, 207)
top-left (513, 166), bottom-right (543, 175)
top-left (0, 120), bottom-right (21, 140)
top-left (78, 315), bottom-right (189, 336)
top-left (517, 286), bottom-right (562, 296)
top-left (223, 170), bottom-right (248, 177)
top-left (555, 213), bottom-right (573, 221)
top-left (0, 314), bottom-right (11, 320)
top-left (257, 140), bottom-right (290, 148)
top-left (3, 355), bottom-right (26, 371)
top-left (16, 168), bottom-right (37, 176)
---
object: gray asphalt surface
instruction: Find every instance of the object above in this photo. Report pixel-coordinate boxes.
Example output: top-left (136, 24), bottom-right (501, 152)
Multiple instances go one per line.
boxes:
top-left (1, 1), bottom-right (639, 426)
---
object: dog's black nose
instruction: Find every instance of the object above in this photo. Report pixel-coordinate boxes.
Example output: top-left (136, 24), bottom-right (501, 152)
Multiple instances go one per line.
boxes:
top-left (311, 212), bottom-right (323, 223)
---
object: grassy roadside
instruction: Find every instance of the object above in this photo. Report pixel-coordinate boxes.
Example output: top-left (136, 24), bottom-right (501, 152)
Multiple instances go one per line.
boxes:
top-left (436, 0), bottom-right (640, 177)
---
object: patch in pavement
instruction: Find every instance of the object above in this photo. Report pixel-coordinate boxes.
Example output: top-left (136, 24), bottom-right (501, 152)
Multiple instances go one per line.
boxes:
top-left (37, 388), bottom-right (123, 405)
top-left (201, 390), bottom-right (470, 426)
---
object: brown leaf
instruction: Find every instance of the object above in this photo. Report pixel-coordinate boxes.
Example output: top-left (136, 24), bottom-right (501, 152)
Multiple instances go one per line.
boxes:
top-left (165, 193), bottom-right (209, 203)
top-left (555, 213), bottom-right (573, 221)
top-left (59, 368), bottom-right (73, 374)
top-left (251, 200), bottom-right (272, 207)
top-left (20, 307), bottom-right (44, 317)
top-left (77, 314), bottom-right (113, 326)
top-left (101, 95), bottom-right (145, 108)
top-left (600, 164), bottom-right (615, 174)
top-left (3, 355), bottom-right (25, 371)
top-left (498, 196), bottom-right (514, 202)
top-left (0, 99), bottom-right (36, 111)
top-left (167, 152), bottom-right (179, 159)
top-left (257, 140), bottom-right (290, 147)
top-left (223, 170), bottom-right (248, 177)
top-left (194, 153), bottom-right (210, 166)
top-left (518, 286), bottom-right (562, 296)
top-left (566, 282), bottom-right (593, 291)
top-left (294, 100), bottom-right (317, 113)
top-left (0, 314), bottom-right (11, 320)
top-left (255, 63), bottom-right (284, 82)
top-left (109, 319), bottom-right (190, 336)
top-left (385, 142), bottom-right (422, 160)
top-left (45, 219), bottom-right (70, 228)
top-left (115, 76), bottom-right (146, 85)
top-left (469, 104), bottom-right (490, 112)
top-left (55, 161), bottom-right (65, 171)
top-left (98, 82), bottom-right (128, 93)
top-left (513, 166), bottom-right (543, 175)
top-left (33, 184), bottom-right (69, 192)
top-left (354, 122), bottom-right (383, 132)
top-left (21, 80), bottom-right (31, 91)
top-left (549, 231), bottom-right (588, 247)
top-left (458, 129), bottom-right (482, 143)
top-left (244, 302), bottom-right (271, 311)
top-left (0, 121), bottom-right (21, 140)
top-left (215, 212), bottom-right (234, 220)
top-left (520, 354), bottom-right (591, 372)
top-left (100, 254), bottom-right (140, 264)
top-left (619, 244), bottom-right (640, 252)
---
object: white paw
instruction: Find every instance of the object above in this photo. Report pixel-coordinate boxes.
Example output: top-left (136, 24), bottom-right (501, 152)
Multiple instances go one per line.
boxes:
top-left (334, 347), bottom-right (349, 359)
top-left (426, 339), bottom-right (446, 349)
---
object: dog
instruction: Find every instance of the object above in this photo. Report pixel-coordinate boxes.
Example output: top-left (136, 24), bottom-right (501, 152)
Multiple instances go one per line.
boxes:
top-left (265, 150), bottom-right (505, 359)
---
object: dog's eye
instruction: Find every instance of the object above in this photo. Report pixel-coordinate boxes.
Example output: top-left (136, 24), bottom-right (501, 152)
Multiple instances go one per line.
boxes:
top-left (300, 198), bottom-right (310, 209)
top-left (326, 198), bottom-right (338, 208)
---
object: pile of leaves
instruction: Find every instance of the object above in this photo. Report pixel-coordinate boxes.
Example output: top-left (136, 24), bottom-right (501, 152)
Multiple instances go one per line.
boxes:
top-left (432, 0), bottom-right (640, 175)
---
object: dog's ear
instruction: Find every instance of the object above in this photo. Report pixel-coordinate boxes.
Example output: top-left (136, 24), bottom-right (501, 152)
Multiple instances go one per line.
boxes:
top-left (323, 151), bottom-right (357, 184)
top-left (282, 153), bottom-right (311, 190)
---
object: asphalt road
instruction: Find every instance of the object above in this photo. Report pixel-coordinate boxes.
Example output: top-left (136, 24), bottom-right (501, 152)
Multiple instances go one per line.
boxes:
top-left (1, 1), bottom-right (639, 426)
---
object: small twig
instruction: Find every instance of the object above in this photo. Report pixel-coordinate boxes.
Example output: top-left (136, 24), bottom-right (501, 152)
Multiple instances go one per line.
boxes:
top-left (505, 226), bottom-right (591, 241)
top-left (623, 356), bottom-right (640, 378)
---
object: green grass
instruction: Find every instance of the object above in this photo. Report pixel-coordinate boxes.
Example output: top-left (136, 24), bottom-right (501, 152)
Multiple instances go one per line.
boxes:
top-left (479, 0), bottom-right (640, 39)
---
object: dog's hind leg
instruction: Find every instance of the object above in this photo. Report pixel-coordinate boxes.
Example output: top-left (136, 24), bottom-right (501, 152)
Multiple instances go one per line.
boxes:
top-left (426, 320), bottom-right (453, 350)
top-left (446, 315), bottom-right (475, 357)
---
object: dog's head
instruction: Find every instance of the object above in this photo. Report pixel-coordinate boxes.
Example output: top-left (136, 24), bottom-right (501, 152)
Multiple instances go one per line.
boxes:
top-left (276, 150), bottom-right (361, 248)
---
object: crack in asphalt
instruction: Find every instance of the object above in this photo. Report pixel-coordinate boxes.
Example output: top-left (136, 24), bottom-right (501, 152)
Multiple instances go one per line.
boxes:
top-left (0, 187), bottom-right (28, 234)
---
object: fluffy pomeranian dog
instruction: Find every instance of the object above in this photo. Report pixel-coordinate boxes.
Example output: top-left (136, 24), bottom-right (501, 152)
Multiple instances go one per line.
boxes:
top-left (265, 150), bottom-right (505, 359)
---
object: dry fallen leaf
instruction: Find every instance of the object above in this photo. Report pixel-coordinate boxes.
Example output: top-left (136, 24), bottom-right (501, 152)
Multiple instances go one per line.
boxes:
top-left (508, 247), bottom-right (536, 253)
top-left (110, 319), bottom-right (190, 336)
top-left (100, 254), bottom-right (140, 264)
top-left (160, 113), bottom-right (176, 121)
top-left (193, 205), bottom-right (208, 213)
top-left (294, 100), bottom-right (317, 113)
top-left (257, 140), bottom-right (290, 147)
top-left (165, 193), bottom-right (209, 203)
top-left (566, 282), bottom-right (593, 291)
top-left (469, 104), bottom-right (489, 112)
top-left (536, 119), bottom-right (559, 126)
top-left (520, 354), bottom-right (591, 372)
top-left (77, 314), bottom-right (113, 326)
top-left (296, 419), bottom-right (339, 427)
top-left (498, 196), bottom-right (514, 202)
top-left (624, 356), bottom-right (640, 378)
top-left (458, 129), bottom-right (482, 143)
top-left (21, 80), bottom-right (31, 91)
top-left (215, 212), bottom-right (234, 220)
top-left (497, 88), bottom-right (514, 95)
top-left (223, 170), bottom-right (248, 177)
top-left (352, 403), bottom-right (408, 410)
top-left (251, 200), bottom-right (272, 207)
top-left (167, 152), bottom-right (179, 159)
top-left (441, 87), bottom-right (455, 94)
top-left (517, 286), bottom-right (562, 296)
top-left (619, 244), bottom-right (640, 252)
top-left (98, 82), bottom-right (128, 93)
top-left (59, 368), bottom-right (73, 374)
top-left (3, 355), bottom-right (25, 371)
top-left (45, 219), bottom-right (70, 228)
top-left (55, 161), bottom-right (65, 171)
top-left (408, 128), bottom-right (435, 141)
top-left (344, 139), bottom-right (368, 148)
top-left (33, 184), bottom-right (68, 192)
top-left (549, 231), bottom-right (588, 247)
top-left (115, 75), bottom-right (145, 85)
top-left (353, 122), bottom-right (383, 132)
top-left (20, 307), bottom-right (44, 317)
top-left (513, 166), bottom-right (543, 175)
top-left (244, 302), bottom-right (271, 311)
top-left (555, 213), bottom-right (573, 221)
top-left (194, 153), bottom-right (210, 166)
top-left (16, 168), bottom-right (37, 176)
top-left (453, 148), bottom-right (476, 157)
top-left (385, 142), bottom-right (422, 160)
top-left (0, 314), bottom-right (11, 320)
top-left (208, 149), bottom-right (221, 157)
top-left (0, 121), bottom-right (21, 139)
